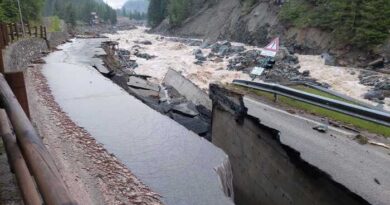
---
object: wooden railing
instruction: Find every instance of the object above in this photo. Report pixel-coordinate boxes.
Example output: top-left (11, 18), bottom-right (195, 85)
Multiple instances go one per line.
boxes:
top-left (0, 22), bottom-right (47, 49)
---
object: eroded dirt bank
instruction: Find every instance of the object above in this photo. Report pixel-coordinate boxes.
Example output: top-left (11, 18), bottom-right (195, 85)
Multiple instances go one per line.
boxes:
top-left (25, 65), bottom-right (162, 205)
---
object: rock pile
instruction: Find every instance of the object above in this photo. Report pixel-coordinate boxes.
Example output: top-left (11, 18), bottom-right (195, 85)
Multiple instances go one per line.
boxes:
top-left (210, 41), bottom-right (245, 57)
top-left (359, 70), bottom-right (390, 103)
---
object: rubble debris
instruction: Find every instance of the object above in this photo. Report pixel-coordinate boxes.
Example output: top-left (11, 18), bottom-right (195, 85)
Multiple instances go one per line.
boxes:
top-left (172, 102), bottom-right (199, 117)
top-left (134, 50), bottom-right (156, 60)
top-left (169, 113), bottom-right (209, 136)
top-left (355, 134), bottom-right (369, 145)
top-left (128, 76), bottom-right (160, 92)
top-left (31, 58), bottom-right (46, 64)
top-left (134, 40), bottom-right (152, 45)
top-left (313, 125), bottom-right (328, 133)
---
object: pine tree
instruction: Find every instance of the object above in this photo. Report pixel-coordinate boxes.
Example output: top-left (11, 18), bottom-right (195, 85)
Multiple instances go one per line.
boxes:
top-left (148, 0), bottom-right (167, 27)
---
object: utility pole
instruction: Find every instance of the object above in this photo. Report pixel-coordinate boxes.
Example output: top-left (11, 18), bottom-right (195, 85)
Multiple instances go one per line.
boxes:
top-left (16, 0), bottom-right (25, 36)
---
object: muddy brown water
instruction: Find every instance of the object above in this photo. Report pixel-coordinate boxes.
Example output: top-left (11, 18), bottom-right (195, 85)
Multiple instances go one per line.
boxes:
top-left (42, 38), bottom-right (234, 205)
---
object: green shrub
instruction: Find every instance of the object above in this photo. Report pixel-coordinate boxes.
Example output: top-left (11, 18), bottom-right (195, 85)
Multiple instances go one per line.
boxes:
top-left (48, 16), bottom-right (61, 32)
top-left (168, 0), bottom-right (190, 27)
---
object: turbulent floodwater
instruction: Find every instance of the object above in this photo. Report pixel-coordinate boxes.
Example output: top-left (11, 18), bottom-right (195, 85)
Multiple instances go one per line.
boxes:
top-left (106, 28), bottom-right (251, 91)
top-left (42, 38), bottom-right (234, 205)
top-left (107, 28), bottom-right (389, 110)
top-left (298, 55), bottom-right (390, 110)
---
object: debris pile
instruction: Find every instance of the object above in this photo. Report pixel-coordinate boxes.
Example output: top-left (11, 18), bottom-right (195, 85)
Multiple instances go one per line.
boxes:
top-left (98, 41), bottom-right (212, 140)
top-left (359, 70), bottom-right (390, 103)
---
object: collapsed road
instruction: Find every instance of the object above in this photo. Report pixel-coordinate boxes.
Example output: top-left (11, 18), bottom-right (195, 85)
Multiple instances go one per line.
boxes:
top-left (40, 38), bottom-right (234, 205)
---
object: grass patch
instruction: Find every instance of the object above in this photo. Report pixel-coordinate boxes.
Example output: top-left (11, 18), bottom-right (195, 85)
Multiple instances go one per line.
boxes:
top-left (290, 85), bottom-right (359, 104)
top-left (234, 85), bottom-right (390, 137)
top-left (47, 16), bottom-right (62, 32)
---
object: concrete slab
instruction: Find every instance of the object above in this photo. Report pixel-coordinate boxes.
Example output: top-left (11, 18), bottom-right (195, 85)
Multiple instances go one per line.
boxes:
top-left (244, 97), bottom-right (390, 205)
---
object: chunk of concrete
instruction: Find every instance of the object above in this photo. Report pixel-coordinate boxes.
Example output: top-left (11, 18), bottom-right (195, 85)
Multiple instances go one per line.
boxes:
top-left (172, 102), bottom-right (199, 117)
top-left (170, 113), bottom-right (209, 135)
top-left (128, 76), bottom-right (160, 92)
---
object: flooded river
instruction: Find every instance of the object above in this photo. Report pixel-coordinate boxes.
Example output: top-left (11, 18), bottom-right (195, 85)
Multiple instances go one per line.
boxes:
top-left (42, 38), bottom-right (234, 205)
top-left (106, 28), bottom-right (389, 110)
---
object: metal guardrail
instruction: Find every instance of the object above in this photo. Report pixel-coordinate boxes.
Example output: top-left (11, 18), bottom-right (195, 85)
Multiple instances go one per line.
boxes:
top-left (0, 74), bottom-right (77, 205)
top-left (233, 80), bottom-right (390, 127)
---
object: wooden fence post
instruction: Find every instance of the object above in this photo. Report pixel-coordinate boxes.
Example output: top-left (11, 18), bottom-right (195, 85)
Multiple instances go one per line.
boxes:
top-left (13, 24), bottom-right (18, 40)
top-left (9, 24), bottom-right (14, 41)
top-left (27, 24), bottom-right (31, 37)
top-left (43, 27), bottom-right (47, 40)
top-left (39, 26), bottom-right (43, 38)
top-left (4, 24), bottom-right (9, 45)
top-left (34, 26), bottom-right (37, 37)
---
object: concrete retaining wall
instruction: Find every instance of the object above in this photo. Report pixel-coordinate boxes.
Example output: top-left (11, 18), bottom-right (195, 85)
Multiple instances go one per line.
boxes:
top-left (210, 84), bottom-right (368, 205)
top-left (163, 69), bottom-right (212, 110)
top-left (2, 38), bottom-right (48, 73)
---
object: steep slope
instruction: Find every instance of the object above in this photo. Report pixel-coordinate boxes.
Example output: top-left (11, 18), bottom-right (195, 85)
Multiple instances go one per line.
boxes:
top-left (122, 0), bottom-right (149, 13)
top-left (153, 0), bottom-right (389, 66)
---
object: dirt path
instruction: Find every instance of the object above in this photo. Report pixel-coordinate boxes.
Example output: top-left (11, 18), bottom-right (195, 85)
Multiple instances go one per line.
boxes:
top-left (25, 65), bottom-right (162, 205)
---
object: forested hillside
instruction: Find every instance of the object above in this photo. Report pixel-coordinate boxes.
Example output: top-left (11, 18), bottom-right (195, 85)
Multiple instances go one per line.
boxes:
top-left (148, 0), bottom-right (390, 51)
top-left (122, 0), bottom-right (149, 13)
top-left (0, 0), bottom-right (44, 23)
top-left (121, 0), bottom-right (149, 20)
top-left (280, 0), bottom-right (390, 49)
top-left (44, 0), bottom-right (117, 25)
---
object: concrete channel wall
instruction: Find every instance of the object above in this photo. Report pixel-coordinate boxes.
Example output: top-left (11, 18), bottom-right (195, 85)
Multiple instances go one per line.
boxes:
top-left (209, 84), bottom-right (369, 205)
top-left (164, 69), bottom-right (212, 110)
top-left (2, 38), bottom-right (48, 73)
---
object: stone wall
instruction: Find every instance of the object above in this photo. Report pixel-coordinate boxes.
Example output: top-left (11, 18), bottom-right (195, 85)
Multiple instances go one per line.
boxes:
top-left (2, 38), bottom-right (48, 73)
top-left (210, 84), bottom-right (369, 205)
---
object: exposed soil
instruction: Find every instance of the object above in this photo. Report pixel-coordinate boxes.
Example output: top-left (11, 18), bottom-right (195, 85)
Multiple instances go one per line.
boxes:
top-left (25, 65), bottom-right (162, 205)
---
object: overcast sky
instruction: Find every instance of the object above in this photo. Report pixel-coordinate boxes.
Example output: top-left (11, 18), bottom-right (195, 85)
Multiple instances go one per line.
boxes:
top-left (104, 0), bottom-right (128, 9)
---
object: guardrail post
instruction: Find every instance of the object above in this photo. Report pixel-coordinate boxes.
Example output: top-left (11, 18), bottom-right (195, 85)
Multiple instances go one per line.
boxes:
top-left (27, 24), bottom-right (31, 37)
top-left (0, 110), bottom-right (42, 205)
top-left (39, 26), bottom-right (43, 39)
top-left (43, 27), bottom-right (47, 40)
top-left (3, 24), bottom-right (9, 46)
top-left (34, 26), bottom-right (38, 37)
top-left (9, 24), bottom-right (14, 41)
top-left (4, 72), bottom-right (30, 118)
top-left (0, 74), bottom-right (77, 205)
top-left (13, 23), bottom-right (18, 40)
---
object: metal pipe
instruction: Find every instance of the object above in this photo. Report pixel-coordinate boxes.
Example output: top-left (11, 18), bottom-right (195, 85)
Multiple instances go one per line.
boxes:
top-left (0, 74), bottom-right (77, 205)
top-left (0, 109), bottom-right (42, 205)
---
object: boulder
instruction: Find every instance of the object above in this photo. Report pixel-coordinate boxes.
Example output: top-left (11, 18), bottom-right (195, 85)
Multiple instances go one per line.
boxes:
top-left (321, 53), bottom-right (336, 66)
top-left (364, 90), bottom-right (385, 100)
top-left (193, 49), bottom-right (202, 55)
top-left (230, 45), bottom-right (245, 53)
top-left (302, 70), bottom-right (310, 77)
